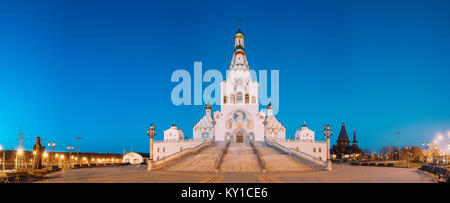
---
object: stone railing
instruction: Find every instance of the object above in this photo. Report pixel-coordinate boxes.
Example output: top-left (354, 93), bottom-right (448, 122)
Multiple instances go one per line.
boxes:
top-left (214, 142), bottom-right (229, 172)
top-left (154, 138), bottom-right (210, 143)
top-left (274, 139), bottom-right (326, 143)
top-left (148, 139), bottom-right (214, 170)
top-left (265, 138), bottom-right (327, 170)
top-left (250, 141), bottom-right (266, 172)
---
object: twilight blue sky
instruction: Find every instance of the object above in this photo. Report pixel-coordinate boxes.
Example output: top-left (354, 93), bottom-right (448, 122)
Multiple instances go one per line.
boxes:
top-left (1, 0), bottom-right (450, 153)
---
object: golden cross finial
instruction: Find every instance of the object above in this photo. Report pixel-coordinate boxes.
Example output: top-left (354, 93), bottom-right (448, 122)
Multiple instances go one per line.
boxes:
top-left (237, 18), bottom-right (242, 28)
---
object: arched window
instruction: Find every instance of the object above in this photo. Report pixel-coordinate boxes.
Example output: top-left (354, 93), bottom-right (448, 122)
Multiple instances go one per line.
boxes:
top-left (245, 94), bottom-right (249, 104)
top-left (252, 96), bottom-right (256, 104)
top-left (223, 96), bottom-right (227, 104)
top-left (237, 92), bottom-right (243, 103)
top-left (201, 132), bottom-right (209, 138)
top-left (230, 94), bottom-right (235, 104)
top-left (270, 132), bottom-right (276, 138)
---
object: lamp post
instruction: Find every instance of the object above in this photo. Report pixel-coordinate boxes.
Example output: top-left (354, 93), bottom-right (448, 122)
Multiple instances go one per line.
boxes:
top-left (147, 124), bottom-right (156, 171)
top-left (437, 134), bottom-right (444, 165)
top-left (47, 142), bottom-right (56, 169)
top-left (0, 145), bottom-right (4, 172)
top-left (43, 152), bottom-right (48, 166)
top-left (60, 155), bottom-right (64, 168)
top-left (404, 146), bottom-right (411, 168)
top-left (67, 146), bottom-right (73, 168)
top-left (75, 137), bottom-right (82, 164)
top-left (324, 125), bottom-right (332, 171)
top-left (431, 141), bottom-right (438, 164)
top-left (447, 143), bottom-right (450, 166)
top-left (16, 149), bottom-right (24, 170)
top-left (422, 141), bottom-right (430, 165)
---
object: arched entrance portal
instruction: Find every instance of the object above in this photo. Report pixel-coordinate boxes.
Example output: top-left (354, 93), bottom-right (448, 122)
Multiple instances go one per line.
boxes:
top-left (236, 133), bottom-right (243, 143)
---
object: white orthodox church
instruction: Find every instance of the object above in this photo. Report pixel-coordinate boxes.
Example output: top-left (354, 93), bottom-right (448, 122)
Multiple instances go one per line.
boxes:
top-left (295, 123), bottom-right (315, 142)
top-left (193, 28), bottom-right (285, 143)
top-left (164, 124), bottom-right (184, 142)
top-left (146, 28), bottom-right (330, 167)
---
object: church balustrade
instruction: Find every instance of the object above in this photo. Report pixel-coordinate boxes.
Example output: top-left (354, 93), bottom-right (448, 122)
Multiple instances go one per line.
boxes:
top-left (154, 138), bottom-right (210, 143)
top-left (275, 139), bottom-right (326, 143)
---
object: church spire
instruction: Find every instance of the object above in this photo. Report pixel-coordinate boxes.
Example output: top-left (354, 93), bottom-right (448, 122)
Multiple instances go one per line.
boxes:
top-left (352, 130), bottom-right (358, 144)
top-left (337, 122), bottom-right (350, 146)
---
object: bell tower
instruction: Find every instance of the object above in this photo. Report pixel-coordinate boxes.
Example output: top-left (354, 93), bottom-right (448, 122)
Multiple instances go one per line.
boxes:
top-left (230, 27), bottom-right (249, 71)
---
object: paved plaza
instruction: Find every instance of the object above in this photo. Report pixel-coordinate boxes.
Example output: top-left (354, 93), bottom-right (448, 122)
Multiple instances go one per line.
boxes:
top-left (36, 164), bottom-right (435, 183)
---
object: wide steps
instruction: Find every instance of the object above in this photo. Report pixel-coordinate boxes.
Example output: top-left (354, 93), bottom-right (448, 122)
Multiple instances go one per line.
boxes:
top-left (220, 143), bottom-right (261, 172)
top-left (255, 142), bottom-right (314, 172)
top-left (164, 142), bottom-right (225, 172)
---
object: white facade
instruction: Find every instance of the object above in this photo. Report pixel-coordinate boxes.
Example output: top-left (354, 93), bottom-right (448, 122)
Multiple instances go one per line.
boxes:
top-left (153, 139), bottom-right (205, 161)
top-left (276, 140), bottom-right (327, 161)
top-left (194, 28), bottom-right (285, 143)
top-left (122, 152), bottom-right (144, 164)
top-left (164, 124), bottom-right (184, 142)
top-left (295, 124), bottom-right (315, 142)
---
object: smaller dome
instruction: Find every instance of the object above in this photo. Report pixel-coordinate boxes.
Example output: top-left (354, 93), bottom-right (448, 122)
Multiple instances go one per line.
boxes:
top-left (234, 27), bottom-right (245, 37)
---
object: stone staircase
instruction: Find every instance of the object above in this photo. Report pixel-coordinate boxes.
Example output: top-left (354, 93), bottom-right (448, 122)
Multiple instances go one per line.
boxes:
top-left (254, 142), bottom-right (314, 172)
top-left (164, 142), bottom-right (225, 172)
top-left (220, 142), bottom-right (261, 172)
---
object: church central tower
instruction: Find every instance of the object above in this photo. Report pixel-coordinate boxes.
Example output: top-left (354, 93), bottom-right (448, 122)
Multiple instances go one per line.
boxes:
top-left (194, 27), bottom-right (285, 143)
top-left (230, 27), bottom-right (249, 71)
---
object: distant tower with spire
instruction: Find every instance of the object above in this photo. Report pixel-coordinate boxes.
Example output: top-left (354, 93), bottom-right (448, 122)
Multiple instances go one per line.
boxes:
top-left (336, 122), bottom-right (350, 147)
top-left (331, 122), bottom-right (363, 160)
top-left (352, 130), bottom-right (358, 145)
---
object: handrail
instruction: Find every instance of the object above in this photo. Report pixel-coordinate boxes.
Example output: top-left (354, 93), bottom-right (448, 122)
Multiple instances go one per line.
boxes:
top-left (265, 138), bottom-right (327, 170)
top-left (214, 142), bottom-right (229, 172)
top-left (274, 139), bottom-right (326, 143)
top-left (250, 141), bottom-right (266, 173)
top-left (154, 138), bottom-right (211, 143)
top-left (214, 151), bottom-right (223, 170)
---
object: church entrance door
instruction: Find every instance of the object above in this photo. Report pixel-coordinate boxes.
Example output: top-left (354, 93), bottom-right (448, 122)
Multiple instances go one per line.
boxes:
top-left (236, 133), bottom-right (243, 143)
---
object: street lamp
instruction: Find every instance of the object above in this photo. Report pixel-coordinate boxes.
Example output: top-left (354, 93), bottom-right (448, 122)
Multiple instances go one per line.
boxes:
top-left (147, 124), bottom-right (156, 171)
top-left (436, 134), bottom-right (446, 165)
top-left (0, 145), bottom-right (4, 172)
top-left (422, 141), bottom-right (430, 165)
top-left (67, 146), bottom-right (73, 168)
top-left (59, 155), bottom-right (64, 168)
top-left (75, 137), bottom-right (82, 164)
top-left (323, 125), bottom-right (332, 171)
top-left (16, 149), bottom-right (24, 170)
top-left (43, 152), bottom-right (48, 166)
top-left (47, 142), bottom-right (56, 169)
top-left (404, 146), bottom-right (412, 168)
